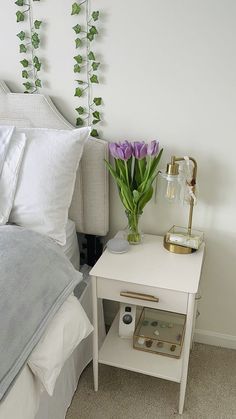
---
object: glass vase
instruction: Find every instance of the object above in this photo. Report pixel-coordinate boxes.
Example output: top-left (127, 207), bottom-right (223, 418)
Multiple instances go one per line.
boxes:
top-left (125, 211), bottom-right (142, 244)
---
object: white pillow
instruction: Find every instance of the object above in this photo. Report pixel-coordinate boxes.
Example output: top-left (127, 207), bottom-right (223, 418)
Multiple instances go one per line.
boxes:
top-left (0, 125), bottom-right (15, 175)
top-left (9, 127), bottom-right (90, 245)
top-left (0, 130), bottom-right (26, 225)
top-left (28, 295), bottom-right (93, 396)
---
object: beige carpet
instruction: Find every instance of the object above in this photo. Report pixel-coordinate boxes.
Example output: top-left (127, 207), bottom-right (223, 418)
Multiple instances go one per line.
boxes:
top-left (66, 344), bottom-right (236, 419)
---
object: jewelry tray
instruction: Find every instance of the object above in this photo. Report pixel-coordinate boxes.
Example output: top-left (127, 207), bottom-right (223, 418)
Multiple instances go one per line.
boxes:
top-left (133, 307), bottom-right (186, 358)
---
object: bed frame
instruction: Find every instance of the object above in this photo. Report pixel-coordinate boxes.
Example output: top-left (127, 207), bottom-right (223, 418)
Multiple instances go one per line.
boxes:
top-left (0, 80), bottom-right (109, 237)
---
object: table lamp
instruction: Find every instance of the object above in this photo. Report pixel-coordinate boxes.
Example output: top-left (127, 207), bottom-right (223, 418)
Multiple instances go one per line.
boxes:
top-left (160, 155), bottom-right (203, 254)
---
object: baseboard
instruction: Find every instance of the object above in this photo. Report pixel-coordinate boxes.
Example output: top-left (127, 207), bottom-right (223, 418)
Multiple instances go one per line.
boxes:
top-left (194, 329), bottom-right (236, 350)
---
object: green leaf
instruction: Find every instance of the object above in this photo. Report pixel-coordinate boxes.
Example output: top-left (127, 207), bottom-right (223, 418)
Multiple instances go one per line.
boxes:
top-left (71, 3), bottom-right (81, 15)
top-left (23, 82), bottom-right (32, 90)
top-left (93, 97), bottom-right (102, 106)
top-left (92, 111), bottom-right (100, 120)
top-left (15, 0), bottom-right (24, 6)
top-left (138, 186), bottom-right (154, 211)
top-left (74, 87), bottom-right (83, 97)
top-left (76, 117), bottom-right (84, 126)
top-left (35, 78), bottom-right (42, 87)
top-left (132, 190), bottom-right (139, 203)
top-left (74, 64), bottom-right (81, 73)
top-left (92, 61), bottom-right (100, 71)
top-left (88, 51), bottom-right (95, 60)
top-left (16, 11), bottom-right (25, 22)
top-left (31, 32), bottom-right (40, 49)
top-left (19, 43), bottom-right (27, 53)
top-left (76, 79), bottom-right (84, 84)
top-left (74, 54), bottom-right (83, 63)
top-left (34, 20), bottom-right (42, 29)
top-left (89, 26), bottom-right (98, 35)
top-left (73, 24), bottom-right (81, 34)
top-left (20, 59), bottom-right (29, 68)
top-left (92, 119), bottom-right (100, 125)
top-left (90, 74), bottom-right (99, 84)
top-left (91, 129), bottom-right (99, 138)
top-left (87, 33), bottom-right (94, 42)
top-left (92, 11), bottom-right (99, 21)
top-left (22, 70), bottom-right (28, 79)
top-left (75, 38), bottom-right (82, 48)
top-left (76, 106), bottom-right (85, 115)
top-left (33, 56), bottom-right (41, 71)
top-left (17, 31), bottom-right (26, 41)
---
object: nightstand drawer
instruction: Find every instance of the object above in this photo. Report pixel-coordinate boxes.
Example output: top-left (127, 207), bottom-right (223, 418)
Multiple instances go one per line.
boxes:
top-left (96, 277), bottom-right (188, 314)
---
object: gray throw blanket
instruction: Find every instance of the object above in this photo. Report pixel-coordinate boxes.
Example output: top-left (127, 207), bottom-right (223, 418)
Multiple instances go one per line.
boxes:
top-left (0, 225), bottom-right (82, 401)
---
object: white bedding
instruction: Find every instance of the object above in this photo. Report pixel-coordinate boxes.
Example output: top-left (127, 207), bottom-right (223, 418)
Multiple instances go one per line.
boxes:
top-left (0, 222), bottom-right (89, 419)
top-left (62, 219), bottom-right (80, 269)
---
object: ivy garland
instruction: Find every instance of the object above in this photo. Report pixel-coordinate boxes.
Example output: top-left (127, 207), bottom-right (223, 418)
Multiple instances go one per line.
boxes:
top-left (15, 0), bottom-right (43, 93)
top-left (71, 1), bottom-right (102, 138)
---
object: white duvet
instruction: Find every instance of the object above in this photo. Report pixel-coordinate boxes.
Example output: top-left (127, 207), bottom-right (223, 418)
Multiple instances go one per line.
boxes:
top-left (0, 295), bottom-right (93, 419)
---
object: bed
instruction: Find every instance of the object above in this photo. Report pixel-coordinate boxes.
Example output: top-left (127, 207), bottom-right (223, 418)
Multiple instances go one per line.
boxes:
top-left (0, 81), bottom-right (109, 419)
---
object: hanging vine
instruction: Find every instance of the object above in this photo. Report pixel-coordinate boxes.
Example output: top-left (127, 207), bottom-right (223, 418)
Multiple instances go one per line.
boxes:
top-left (71, 1), bottom-right (102, 138)
top-left (15, 0), bottom-right (43, 93)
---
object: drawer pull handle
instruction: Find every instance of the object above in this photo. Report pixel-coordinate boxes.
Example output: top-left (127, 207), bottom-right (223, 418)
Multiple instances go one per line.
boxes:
top-left (120, 291), bottom-right (159, 302)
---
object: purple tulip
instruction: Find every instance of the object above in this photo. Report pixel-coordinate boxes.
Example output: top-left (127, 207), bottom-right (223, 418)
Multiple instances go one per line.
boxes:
top-left (109, 141), bottom-right (133, 161)
top-left (133, 141), bottom-right (148, 160)
top-left (109, 143), bottom-right (120, 159)
top-left (147, 140), bottom-right (159, 156)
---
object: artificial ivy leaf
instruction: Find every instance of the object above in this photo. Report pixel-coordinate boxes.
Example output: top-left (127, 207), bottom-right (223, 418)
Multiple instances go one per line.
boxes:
top-left (31, 32), bottom-right (40, 49)
top-left (34, 20), bottom-right (42, 29)
top-left (23, 82), bottom-right (32, 90)
top-left (73, 24), bottom-right (81, 34)
top-left (93, 97), bottom-right (102, 106)
top-left (75, 38), bottom-right (82, 48)
top-left (91, 129), bottom-right (99, 138)
top-left (76, 117), bottom-right (84, 126)
top-left (76, 106), bottom-right (85, 115)
top-left (22, 70), bottom-right (29, 79)
top-left (92, 61), bottom-right (100, 71)
top-left (74, 64), bottom-right (81, 73)
top-left (87, 33), bottom-right (94, 42)
top-left (33, 56), bottom-right (41, 71)
top-left (89, 26), bottom-right (98, 35)
top-left (76, 79), bottom-right (84, 84)
top-left (93, 111), bottom-right (100, 120)
top-left (17, 31), bottom-right (26, 41)
top-left (16, 11), bottom-right (25, 22)
top-left (90, 74), bottom-right (99, 84)
top-left (92, 11), bottom-right (99, 21)
top-left (19, 43), bottom-right (27, 53)
top-left (74, 87), bottom-right (83, 97)
top-left (88, 51), bottom-right (95, 60)
top-left (35, 78), bottom-right (42, 87)
top-left (15, 0), bottom-right (24, 6)
top-left (74, 54), bottom-right (83, 64)
top-left (20, 59), bottom-right (29, 68)
top-left (71, 3), bottom-right (81, 15)
top-left (92, 119), bottom-right (100, 124)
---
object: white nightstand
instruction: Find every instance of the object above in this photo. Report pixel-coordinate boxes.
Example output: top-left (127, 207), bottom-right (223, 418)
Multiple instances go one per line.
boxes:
top-left (90, 234), bottom-right (205, 414)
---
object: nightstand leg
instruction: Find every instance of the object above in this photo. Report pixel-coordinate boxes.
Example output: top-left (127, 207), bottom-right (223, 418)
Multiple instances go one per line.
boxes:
top-left (179, 294), bottom-right (195, 414)
top-left (92, 276), bottom-right (98, 391)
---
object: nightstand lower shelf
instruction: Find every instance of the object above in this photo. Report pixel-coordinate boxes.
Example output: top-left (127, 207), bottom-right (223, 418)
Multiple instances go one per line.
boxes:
top-left (98, 314), bottom-right (183, 383)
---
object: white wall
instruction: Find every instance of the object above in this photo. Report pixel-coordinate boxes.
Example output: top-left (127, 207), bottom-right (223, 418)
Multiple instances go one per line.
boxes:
top-left (1, 0), bottom-right (236, 345)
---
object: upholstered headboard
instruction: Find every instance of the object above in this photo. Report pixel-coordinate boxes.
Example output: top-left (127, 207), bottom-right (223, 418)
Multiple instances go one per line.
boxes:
top-left (0, 81), bottom-right (109, 236)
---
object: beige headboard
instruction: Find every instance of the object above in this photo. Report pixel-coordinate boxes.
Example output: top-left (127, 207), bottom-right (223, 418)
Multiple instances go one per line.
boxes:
top-left (0, 81), bottom-right (109, 236)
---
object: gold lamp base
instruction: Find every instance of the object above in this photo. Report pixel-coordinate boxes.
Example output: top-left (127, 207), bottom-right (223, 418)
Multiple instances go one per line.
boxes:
top-left (163, 235), bottom-right (197, 254)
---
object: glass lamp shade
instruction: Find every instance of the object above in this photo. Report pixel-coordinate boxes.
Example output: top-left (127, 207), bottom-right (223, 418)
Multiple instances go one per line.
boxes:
top-left (159, 172), bottom-right (182, 203)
